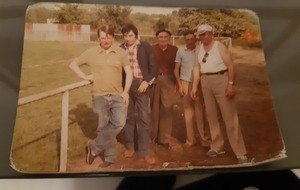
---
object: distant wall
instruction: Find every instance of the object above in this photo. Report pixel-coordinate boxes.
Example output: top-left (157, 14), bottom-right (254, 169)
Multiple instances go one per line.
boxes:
top-left (25, 23), bottom-right (90, 42)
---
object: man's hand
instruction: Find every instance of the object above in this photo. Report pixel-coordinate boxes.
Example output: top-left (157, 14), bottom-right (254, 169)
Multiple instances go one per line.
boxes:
top-left (190, 88), bottom-right (198, 100)
top-left (225, 85), bottom-right (235, 98)
top-left (177, 83), bottom-right (186, 96)
top-left (120, 92), bottom-right (129, 106)
top-left (84, 75), bottom-right (94, 83)
top-left (137, 81), bottom-right (149, 94)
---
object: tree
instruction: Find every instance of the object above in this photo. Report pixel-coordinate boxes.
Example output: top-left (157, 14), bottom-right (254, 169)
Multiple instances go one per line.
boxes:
top-left (26, 6), bottom-right (55, 23)
top-left (91, 5), bottom-right (132, 32)
top-left (176, 8), bottom-right (260, 39)
top-left (152, 16), bottom-right (170, 32)
top-left (152, 15), bottom-right (179, 35)
top-left (54, 4), bottom-right (85, 24)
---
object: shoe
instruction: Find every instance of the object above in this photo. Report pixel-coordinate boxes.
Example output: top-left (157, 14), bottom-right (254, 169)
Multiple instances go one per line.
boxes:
top-left (99, 161), bottom-right (113, 168)
top-left (237, 155), bottom-right (249, 164)
top-left (86, 141), bottom-right (96, 165)
top-left (156, 142), bottom-right (170, 149)
top-left (206, 149), bottom-right (225, 157)
top-left (124, 149), bottom-right (135, 158)
top-left (143, 156), bottom-right (156, 165)
top-left (182, 142), bottom-right (194, 149)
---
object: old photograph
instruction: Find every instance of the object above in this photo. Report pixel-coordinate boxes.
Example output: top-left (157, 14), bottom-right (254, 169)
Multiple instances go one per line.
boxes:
top-left (10, 2), bottom-right (285, 173)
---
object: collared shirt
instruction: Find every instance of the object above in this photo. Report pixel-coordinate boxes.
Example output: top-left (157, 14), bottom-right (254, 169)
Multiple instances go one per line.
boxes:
top-left (175, 47), bottom-right (195, 82)
top-left (124, 40), bottom-right (143, 79)
top-left (74, 45), bottom-right (130, 96)
top-left (152, 44), bottom-right (178, 74)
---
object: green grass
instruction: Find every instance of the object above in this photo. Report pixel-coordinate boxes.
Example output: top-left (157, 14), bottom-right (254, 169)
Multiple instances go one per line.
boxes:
top-left (12, 40), bottom-right (98, 172)
top-left (11, 39), bottom-right (266, 173)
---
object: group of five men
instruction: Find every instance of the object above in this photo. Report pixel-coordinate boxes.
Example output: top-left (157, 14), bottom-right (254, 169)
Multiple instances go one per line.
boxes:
top-left (69, 23), bottom-right (248, 168)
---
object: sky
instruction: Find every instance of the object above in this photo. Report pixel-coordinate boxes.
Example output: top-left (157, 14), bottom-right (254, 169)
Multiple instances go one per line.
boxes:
top-left (131, 6), bottom-right (179, 15)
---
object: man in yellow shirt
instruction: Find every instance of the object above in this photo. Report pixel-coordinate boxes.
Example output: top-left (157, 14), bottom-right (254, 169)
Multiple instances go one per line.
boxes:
top-left (69, 25), bottom-right (133, 168)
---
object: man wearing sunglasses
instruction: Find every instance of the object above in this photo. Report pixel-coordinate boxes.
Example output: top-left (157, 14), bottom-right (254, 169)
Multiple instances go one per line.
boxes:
top-left (191, 24), bottom-right (248, 164)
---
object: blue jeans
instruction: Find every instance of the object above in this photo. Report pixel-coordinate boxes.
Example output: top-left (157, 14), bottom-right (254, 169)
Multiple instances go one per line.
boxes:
top-left (90, 95), bottom-right (127, 163)
top-left (123, 79), bottom-right (150, 157)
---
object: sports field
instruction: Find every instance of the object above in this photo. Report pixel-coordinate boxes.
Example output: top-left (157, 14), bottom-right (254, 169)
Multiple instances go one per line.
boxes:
top-left (10, 40), bottom-right (284, 173)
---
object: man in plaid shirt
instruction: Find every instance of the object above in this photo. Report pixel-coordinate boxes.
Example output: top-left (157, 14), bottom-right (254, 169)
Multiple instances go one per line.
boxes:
top-left (120, 24), bottom-right (157, 164)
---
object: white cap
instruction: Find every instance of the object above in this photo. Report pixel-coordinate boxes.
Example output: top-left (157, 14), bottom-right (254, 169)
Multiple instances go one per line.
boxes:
top-left (196, 24), bottom-right (213, 35)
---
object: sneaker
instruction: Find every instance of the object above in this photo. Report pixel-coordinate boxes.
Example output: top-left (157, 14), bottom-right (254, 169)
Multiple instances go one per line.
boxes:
top-left (206, 149), bottom-right (225, 157)
top-left (86, 141), bottom-right (96, 165)
top-left (237, 155), bottom-right (249, 164)
top-left (99, 161), bottom-right (113, 168)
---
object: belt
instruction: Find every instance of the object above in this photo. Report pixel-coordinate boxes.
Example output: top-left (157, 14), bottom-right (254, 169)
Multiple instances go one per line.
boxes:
top-left (201, 69), bottom-right (228, 75)
top-left (158, 72), bottom-right (173, 76)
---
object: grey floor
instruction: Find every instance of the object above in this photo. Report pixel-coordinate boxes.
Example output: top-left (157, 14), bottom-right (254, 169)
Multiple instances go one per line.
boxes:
top-left (0, 170), bottom-right (299, 190)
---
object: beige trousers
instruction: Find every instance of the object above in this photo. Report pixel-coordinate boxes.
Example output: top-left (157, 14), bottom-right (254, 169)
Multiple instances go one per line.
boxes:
top-left (181, 80), bottom-right (210, 146)
top-left (201, 74), bottom-right (247, 157)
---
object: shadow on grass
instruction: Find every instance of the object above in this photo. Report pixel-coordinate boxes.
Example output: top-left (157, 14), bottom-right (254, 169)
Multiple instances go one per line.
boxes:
top-left (69, 103), bottom-right (97, 139)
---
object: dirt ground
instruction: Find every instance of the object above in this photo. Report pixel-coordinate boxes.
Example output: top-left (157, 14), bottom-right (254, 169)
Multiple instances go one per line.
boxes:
top-left (66, 47), bottom-right (285, 173)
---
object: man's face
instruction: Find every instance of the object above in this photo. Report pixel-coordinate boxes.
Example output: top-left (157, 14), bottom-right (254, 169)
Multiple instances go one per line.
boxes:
top-left (184, 34), bottom-right (196, 48)
top-left (157, 32), bottom-right (170, 47)
top-left (198, 31), bottom-right (212, 45)
top-left (123, 30), bottom-right (137, 46)
top-left (98, 31), bottom-right (114, 50)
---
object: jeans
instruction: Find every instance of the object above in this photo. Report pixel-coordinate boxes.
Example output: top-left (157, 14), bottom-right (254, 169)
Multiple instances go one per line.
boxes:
top-left (90, 95), bottom-right (127, 163)
top-left (123, 79), bottom-right (150, 157)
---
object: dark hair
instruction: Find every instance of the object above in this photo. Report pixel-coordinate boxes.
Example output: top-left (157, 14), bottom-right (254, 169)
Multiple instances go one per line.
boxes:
top-left (155, 29), bottom-right (172, 37)
top-left (97, 25), bottom-right (115, 37)
top-left (183, 30), bottom-right (195, 37)
top-left (121, 24), bottom-right (138, 38)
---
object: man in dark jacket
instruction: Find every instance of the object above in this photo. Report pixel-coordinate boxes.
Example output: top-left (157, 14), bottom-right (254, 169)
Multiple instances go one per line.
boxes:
top-left (120, 24), bottom-right (157, 164)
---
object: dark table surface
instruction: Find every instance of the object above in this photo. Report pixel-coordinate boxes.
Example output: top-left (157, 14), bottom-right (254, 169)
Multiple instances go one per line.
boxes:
top-left (1, 0), bottom-right (300, 178)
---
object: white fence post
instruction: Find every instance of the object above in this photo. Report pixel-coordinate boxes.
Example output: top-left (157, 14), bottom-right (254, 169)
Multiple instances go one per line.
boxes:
top-left (59, 90), bottom-right (69, 172)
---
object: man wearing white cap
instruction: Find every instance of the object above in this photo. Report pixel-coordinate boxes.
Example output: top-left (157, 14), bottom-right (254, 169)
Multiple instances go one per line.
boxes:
top-left (191, 24), bottom-right (248, 164)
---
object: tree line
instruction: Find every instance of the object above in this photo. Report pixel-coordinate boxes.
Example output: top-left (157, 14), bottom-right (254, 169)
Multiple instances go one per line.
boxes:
top-left (26, 4), bottom-right (260, 41)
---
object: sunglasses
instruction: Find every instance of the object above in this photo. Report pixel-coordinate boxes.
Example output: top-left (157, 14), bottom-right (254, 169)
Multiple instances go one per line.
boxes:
top-left (202, 52), bottom-right (209, 63)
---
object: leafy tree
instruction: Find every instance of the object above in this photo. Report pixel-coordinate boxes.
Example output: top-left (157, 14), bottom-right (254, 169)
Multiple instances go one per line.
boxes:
top-left (176, 8), bottom-right (259, 39)
top-left (54, 4), bottom-right (85, 24)
top-left (130, 13), bottom-right (157, 35)
top-left (152, 16), bottom-right (170, 32)
top-left (91, 5), bottom-right (132, 32)
top-left (152, 15), bottom-right (179, 35)
top-left (26, 7), bottom-right (55, 23)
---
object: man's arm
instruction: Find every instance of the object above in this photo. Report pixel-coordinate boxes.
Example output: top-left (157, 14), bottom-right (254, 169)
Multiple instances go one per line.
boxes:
top-left (69, 61), bottom-right (93, 81)
top-left (174, 62), bottom-right (185, 96)
top-left (191, 46), bottom-right (201, 100)
top-left (137, 43), bottom-right (157, 93)
top-left (218, 42), bottom-right (235, 98)
top-left (218, 42), bottom-right (234, 83)
top-left (121, 65), bottom-right (133, 106)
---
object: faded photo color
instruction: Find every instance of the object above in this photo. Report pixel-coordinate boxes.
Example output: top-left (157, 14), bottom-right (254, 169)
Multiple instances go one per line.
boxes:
top-left (10, 2), bottom-right (285, 174)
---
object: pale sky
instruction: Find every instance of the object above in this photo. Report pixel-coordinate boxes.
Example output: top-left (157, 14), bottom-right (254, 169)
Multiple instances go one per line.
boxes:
top-left (131, 6), bottom-right (179, 15)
